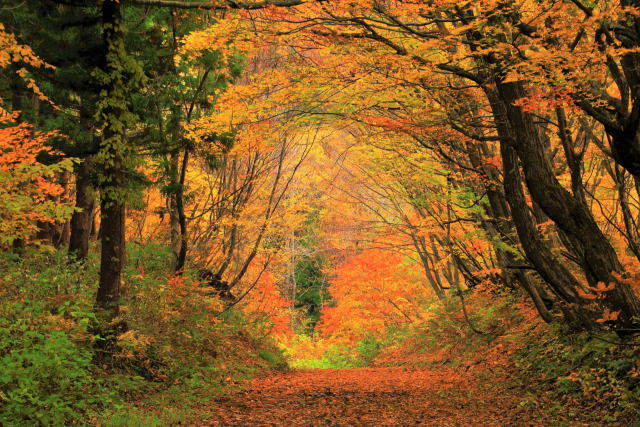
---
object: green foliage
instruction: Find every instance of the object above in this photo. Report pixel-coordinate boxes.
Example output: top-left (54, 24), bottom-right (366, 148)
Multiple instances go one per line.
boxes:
top-left (0, 251), bottom-right (110, 425)
top-left (290, 344), bottom-right (358, 369)
top-left (258, 349), bottom-right (287, 369)
top-left (0, 246), bottom-right (289, 425)
top-left (513, 325), bottom-right (640, 422)
top-left (93, 7), bottom-right (147, 207)
top-left (102, 405), bottom-right (191, 427)
top-left (293, 254), bottom-right (328, 330)
top-left (291, 209), bottom-right (330, 333)
top-left (354, 337), bottom-right (383, 365)
top-left (288, 337), bottom-right (383, 370)
top-left (0, 327), bottom-right (100, 425)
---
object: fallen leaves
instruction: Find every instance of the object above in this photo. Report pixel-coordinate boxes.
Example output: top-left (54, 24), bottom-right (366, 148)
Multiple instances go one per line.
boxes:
top-left (201, 367), bottom-right (542, 426)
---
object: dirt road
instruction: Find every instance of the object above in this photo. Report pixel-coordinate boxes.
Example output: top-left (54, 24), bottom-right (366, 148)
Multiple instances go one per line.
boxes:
top-left (202, 367), bottom-right (542, 426)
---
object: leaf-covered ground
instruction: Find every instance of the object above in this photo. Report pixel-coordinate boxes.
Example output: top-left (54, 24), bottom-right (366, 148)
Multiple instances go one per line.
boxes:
top-left (201, 366), bottom-right (554, 426)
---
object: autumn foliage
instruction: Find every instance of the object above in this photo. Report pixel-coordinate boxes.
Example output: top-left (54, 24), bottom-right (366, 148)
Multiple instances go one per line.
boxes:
top-left (4, 0), bottom-right (640, 424)
top-left (0, 118), bottom-right (73, 246)
top-left (319, 250), bottom-right (428, 343)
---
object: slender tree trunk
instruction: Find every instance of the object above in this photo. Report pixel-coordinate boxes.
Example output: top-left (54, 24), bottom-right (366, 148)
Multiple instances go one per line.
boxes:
top-left (411, 236), bottom-right (445, 299)
top-left (168, 152), bottom-right (181, 267)
top-left (174, 147), bottom-right (189, 273)
top-left (69, 156), bottom-right (95, 260)
top-left (10, 66), bottom-right (25, 253)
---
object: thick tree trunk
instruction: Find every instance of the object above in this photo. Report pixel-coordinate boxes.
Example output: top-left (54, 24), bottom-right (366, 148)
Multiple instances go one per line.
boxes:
top-left (496, 81), bottom-right (640, 327)
top-left (608, 126), bottom-right (640, 179)
top-left (69, 156), bottom-right (95, 260)
top-left (95, 0), bottom-right (127, 318)
top-left (605, 11), bottom-right (640, 178)
top-left (96, 196), bottom-right (125, 315)
top-left (456, 128), bottom-right (555, 321)
top-left (501, 141), bottom-right (592, 326)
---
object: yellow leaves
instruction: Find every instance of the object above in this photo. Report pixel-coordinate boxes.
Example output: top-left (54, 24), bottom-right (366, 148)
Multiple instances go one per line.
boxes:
top-left (0, 25), bottom-right (54, 109)
top-left (117, 330), bottom-right (154, 359)
top-left (118, 329), bottom-right (153, 347)
top-left (181, 18), bottom-right (251, 59)
top-left (45, 314), bottom-right (78, 333)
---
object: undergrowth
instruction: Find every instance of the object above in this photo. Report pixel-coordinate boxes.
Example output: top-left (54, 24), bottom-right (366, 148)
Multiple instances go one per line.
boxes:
top-left (512, 323), bottom-right (640, 424)
top-left (0, 245), bottom-right (286, 426)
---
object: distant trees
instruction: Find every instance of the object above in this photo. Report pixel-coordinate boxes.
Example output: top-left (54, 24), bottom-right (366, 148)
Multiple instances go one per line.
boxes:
top-left (190, 0), bottom-right (640, 333)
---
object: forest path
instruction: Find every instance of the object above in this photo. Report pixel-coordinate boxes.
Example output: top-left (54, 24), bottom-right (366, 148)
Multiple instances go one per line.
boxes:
top-left (201, 366), bottom-right (541, 426)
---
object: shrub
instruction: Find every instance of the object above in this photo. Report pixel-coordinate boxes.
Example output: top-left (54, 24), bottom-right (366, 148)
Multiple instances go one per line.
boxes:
top-left (0, 251), bottom-right (110, 425)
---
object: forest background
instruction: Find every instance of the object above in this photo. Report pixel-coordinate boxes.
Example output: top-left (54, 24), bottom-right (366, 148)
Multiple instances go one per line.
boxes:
top-left (2, 0), bottom-right (640, 425)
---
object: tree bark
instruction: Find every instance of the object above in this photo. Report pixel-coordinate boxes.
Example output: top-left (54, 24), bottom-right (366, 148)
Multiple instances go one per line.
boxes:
top-left (95, 0), bottom-right (128, 318)
top-left (496, 80), bottom-right (640, 327)
top-left (453, 121), bottom-right (555, 321)
top-left (174, 147), bottom-right (189, 273)
top-left (69, 156), bottom-right (95, 260)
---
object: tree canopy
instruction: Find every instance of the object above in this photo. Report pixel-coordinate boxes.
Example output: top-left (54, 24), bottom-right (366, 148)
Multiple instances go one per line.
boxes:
top-left (2, 0), bottom-right (640, 424)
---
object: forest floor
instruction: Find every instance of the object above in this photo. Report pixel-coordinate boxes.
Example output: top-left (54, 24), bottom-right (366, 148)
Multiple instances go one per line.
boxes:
top-left (200, 366), bottom-right (562, 426)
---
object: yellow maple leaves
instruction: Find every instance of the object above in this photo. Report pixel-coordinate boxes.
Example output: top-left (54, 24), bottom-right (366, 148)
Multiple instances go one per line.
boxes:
top-left (0, 117), bottom-right (74, 246)
top-left (0, 24), bottom-right (54, 113)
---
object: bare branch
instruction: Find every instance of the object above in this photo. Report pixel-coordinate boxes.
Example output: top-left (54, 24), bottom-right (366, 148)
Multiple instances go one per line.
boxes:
top-left (126, 0), bottom-right (324, 10)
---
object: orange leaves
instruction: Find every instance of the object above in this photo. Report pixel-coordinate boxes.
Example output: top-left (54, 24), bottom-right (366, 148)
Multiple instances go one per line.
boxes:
top-left (576, 287), bottom-right (598, 300)
top-left (317, 249), bottom-right (428, 344)
top-left (575, 280), bottom-right (617, 301)
top-left (611, 271), bottom-right (640, 291)
top-left (482, 155), bottom-right (502, 170)
top-left (512, 89), bottom-right (576, 114)
top-left (355, 114), bottom-right (418, 133)
top-left (0, 24), bottom-right (51, 70)
top-left (596, 308), bottom-right (621, 324)
top-left (593, 281), bottom-right (616, 293)
top-left (0, 117), bottom-right (74, 245)
top-left (239, 270), bottom-right (294, 338)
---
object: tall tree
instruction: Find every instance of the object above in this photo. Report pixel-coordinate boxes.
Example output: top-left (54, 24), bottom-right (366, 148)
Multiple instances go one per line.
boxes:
top-left (94, 0), bottom-right (145, 317)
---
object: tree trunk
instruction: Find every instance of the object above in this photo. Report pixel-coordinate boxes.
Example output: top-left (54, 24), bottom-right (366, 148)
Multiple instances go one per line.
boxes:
top-left (456, 126), bottom-right (555, 321)
top-left (95, 0), bottom-right (129, 318)
top-left (496, 80), bottom-right (640, 327)
top-left (168, 152), bottom-right (181, 267)
top-left (69, 156), bottom-right (95, 260)
top-left (10, 65), bottom-right (25, 253)
top-left (174, 147), bottom-right (189, 274)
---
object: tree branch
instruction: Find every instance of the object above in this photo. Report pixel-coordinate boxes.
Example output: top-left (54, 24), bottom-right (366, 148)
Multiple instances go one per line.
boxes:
top-left (126, 0), bottom-right (323, 10)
